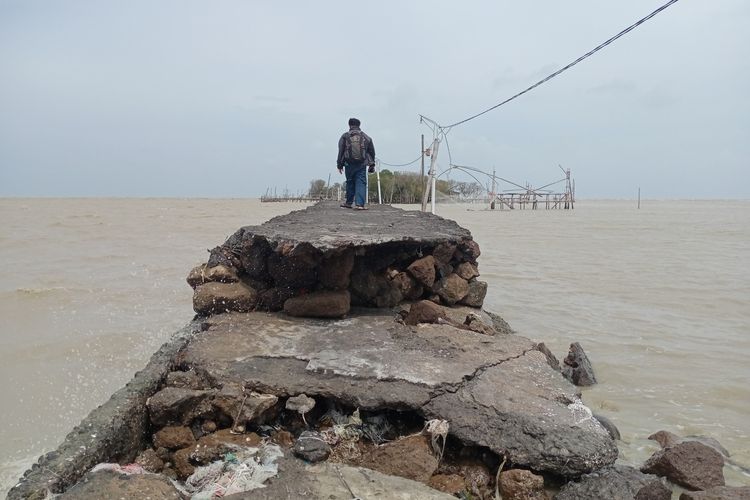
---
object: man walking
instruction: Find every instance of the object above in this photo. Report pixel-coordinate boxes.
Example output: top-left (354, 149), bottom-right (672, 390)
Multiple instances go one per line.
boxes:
top-left (337, 117), bottom-right (375, 210)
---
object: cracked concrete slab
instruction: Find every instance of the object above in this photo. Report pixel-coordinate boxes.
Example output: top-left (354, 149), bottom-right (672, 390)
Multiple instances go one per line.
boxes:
top-left (180, 309), bottom-right (617, 476)
top-left (228, 202), bottom-right (473, 252)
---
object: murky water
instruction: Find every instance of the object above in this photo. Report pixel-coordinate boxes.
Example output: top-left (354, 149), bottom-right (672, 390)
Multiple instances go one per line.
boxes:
top-left (1, 198), bottom-right (748, 493)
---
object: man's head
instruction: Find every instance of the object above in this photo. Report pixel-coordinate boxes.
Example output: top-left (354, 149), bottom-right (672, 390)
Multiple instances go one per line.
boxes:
top-left (348, 117), bottom-right (361, 127)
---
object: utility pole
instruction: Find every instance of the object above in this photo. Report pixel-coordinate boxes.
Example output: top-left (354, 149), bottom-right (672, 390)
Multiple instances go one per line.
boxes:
top-left (420, 134), bottom-right (425, 186)
top-left (376, 160), bottom-right (382, 204)
top-left (421, 138), bottom-right (440, 213)
top-left (490, 168), bottom-right (497, 210)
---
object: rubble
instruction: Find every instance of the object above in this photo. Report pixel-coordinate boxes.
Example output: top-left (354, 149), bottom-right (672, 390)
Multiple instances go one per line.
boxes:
top-left (10, 203), bottom-right (628, 500)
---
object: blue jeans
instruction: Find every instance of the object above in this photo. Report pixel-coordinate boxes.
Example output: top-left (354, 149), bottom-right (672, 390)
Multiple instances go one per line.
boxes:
top-left (344, 162), bottom-right (367, 207)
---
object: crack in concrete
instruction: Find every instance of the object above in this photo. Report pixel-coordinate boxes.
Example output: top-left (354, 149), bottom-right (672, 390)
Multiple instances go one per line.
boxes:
top-left (429, 347), bottom-right (537, 399)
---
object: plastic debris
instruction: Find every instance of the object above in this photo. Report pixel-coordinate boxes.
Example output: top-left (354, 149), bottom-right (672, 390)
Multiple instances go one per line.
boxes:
top-left (91, 463), bottom-right (147, 475)
top-left (423, 419), bottom-right (449, 461)
top-left (179, 442), bottom-right (283, 499)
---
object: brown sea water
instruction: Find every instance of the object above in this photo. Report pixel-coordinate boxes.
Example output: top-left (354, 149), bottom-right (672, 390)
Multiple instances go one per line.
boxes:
top-left (0, 198), bottom-right (748, 493)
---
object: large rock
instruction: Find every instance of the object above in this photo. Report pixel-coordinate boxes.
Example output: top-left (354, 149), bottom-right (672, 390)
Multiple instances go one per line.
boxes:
top-left (641, 440), bottom-right (725, 491)
top-left (152, 425), bottom-right (195, 450)
top-left (649, 430), bottom-right (731, 458)
top-left (193, 281), bottom-right (258, 315)
top-left (433, 273), bottom-right (469, 305)
top-left (283, 290), bottom-right (351, 318)
top-left (234, 455), bottom-right (456, 499)
top-left (407, 255), bottom-right (437, 288)
top-left (561, 342), bottom-right (597, 386)
top-left (390, 271), bottom-right (424, 300)
top-left (186, 263), bottom-right (238, 288)
top-left (191, 429), bottom-right (262, 465)
top-left (58, 469), bottom-right (182, 499)
top-left (404, 299), bottom-right (448, 325)
top-left (293, 430), bottom-right (331, 463)
top-left (359, 435), bottom-right (439, 483)
top-left (680, 486), bottom-right (750, 499)
top-left (536, 342), bottom-right (561, 371)
top-left (460, 279), bottom-right (487, 307)
top-left (555, 465), bottom-right (670, 500)
top-left (499, 468), bottom-right (548, 500)
top-left (180, 311), bottom-right (618, 476)
top-left (146, 387), bottom-right (212, 427)
top-left (211, 385), bottom-right (278, 425)
top-left (455, 261), bottom-right (480, 280)
top-left (318, 249), bottom-right (355, 290)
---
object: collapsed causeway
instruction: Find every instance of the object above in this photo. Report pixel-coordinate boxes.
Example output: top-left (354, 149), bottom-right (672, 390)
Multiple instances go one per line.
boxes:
top-left (9, 202), bottom-right (666, 499)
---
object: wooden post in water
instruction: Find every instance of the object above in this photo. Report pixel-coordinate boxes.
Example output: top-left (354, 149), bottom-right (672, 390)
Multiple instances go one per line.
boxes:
top-left (638, 187), bottom-right (641, 209)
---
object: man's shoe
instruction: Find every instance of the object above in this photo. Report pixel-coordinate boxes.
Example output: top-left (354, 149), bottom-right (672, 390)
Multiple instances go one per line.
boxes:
top-left (340, 203), bottom-right (352, 209)
top-left (355, 205), bottom-right (368, 210)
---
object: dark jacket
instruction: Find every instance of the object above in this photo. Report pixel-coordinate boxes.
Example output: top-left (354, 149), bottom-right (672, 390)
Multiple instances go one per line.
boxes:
top-left (337, 126), bottom-right (375, 168)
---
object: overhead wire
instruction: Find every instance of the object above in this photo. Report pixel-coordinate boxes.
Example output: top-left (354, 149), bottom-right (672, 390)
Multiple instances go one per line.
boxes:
top-left (376, 154), bottom-right (423, 168)
top-left (444, 0), bottom-right (681, 129)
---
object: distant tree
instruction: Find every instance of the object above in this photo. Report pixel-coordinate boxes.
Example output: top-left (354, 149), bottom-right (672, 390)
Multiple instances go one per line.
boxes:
top-left (308, 179), bottom-right (326, 198)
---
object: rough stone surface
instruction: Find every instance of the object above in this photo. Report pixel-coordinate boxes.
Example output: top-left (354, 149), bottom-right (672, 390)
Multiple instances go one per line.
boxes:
top-left (231, 455), bottom-right (456, 499)
top-left (191, 429), bottom-right (262, 465)
top-left (172, 446), bottom-right (195, 479)
top-left (359, 435), bottom-right (439, 483)
top-left (555, 465), bottom-right (669, 500)
top-left (440, 461), bottom-right (493, 498)
top-left (433, 273), bottom-right (469, 305)
top-left (641, 440), bottom-right (725, 491)
top-left (536, 342), bottom-right (561, 371)
top-left (460, 279), bottom-right (488, 307)
top-left (211, 385), bottom-right (278, 425)
top-left (391, 271), bottom-right (424, 300)
top-left (293, 430), bottom-right (331, 463)
top-left (407, 255), bottom-right (437, 288)
top-left (635, 479), bottom-right (673, 500)
top-left (283, 290), bottom-right (351, 318)
top-left (680, 486), bottom-right (750, 500)
top-left (179, 310), bottom-right (617, 476)
top-left (7, 322), bottom-right (198, 500)
top-left (225, 202), bottom-right (472, 253)
top-left (404, 299), bottom-right (447, 325)
top-left (499, 468), bottom-right (548, 500)
top-left (318, 249), bottom-right (355, 290)
top-left (193, 281), bottom-right (258, 315)
top-left (187, 263), bottom-right (238, 288)
top-left (58, 469), bottom-right (182, 499)
top-left (165, 369), bottom-right (207, 390)
top-left (593, 413), bottom-right (621, 441)
top-left (561, 342), bottom-right (597, 386)
top-left (428, 474), bottom-right (466, 495)
top-left (134, 448), bottom-right (164, 473)
top-left (455, 261), bottom-right (480, 281)
top-left (649, 430), bottom-right (731, 458)
top-left (152, 425), bottom-right (195, 450)
top-left (486, 309), bottom-right (515, 334)
top-left (146, 387), bottom-right (211, 427)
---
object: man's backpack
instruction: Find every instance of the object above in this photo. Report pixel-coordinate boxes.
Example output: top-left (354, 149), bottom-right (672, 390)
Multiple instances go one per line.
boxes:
top-left (346, 130), bottom-right (367, 163)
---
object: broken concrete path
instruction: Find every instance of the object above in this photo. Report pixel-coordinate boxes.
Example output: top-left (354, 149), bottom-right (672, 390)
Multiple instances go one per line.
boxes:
top-left (227, 201), bottom-right (473, 251)
top-left (181, 310), bottom-right (617, 476)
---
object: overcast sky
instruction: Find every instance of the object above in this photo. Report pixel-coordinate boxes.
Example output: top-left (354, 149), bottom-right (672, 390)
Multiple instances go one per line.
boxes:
top-left (1, 1), bottom-right (748, 198)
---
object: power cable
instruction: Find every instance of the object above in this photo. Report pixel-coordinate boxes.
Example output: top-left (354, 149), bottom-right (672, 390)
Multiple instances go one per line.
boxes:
top-left (376, 154), bottom-right (423, 168)
top-left (445, 0), bottom-right (681, 129)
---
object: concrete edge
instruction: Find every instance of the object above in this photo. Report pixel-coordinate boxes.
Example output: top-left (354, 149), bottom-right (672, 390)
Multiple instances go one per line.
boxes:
top-left (7, 321), bottom-right (201, 500)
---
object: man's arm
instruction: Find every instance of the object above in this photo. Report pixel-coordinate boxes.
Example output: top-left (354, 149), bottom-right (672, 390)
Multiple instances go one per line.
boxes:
top-left (366, 135), bottom-right (376, 166)
top-left (337, 134), bottom-right (346, 170)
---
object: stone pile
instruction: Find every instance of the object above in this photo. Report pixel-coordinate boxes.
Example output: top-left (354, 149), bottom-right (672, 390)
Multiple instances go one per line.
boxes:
top-left (12, 202), bottom-right (749, 499)
top-left (187, 202), bottom-right (488, 318)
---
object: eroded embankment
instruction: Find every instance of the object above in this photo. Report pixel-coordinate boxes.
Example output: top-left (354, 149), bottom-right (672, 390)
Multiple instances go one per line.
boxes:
top-left (10, 202), bottom-right (622, 500)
